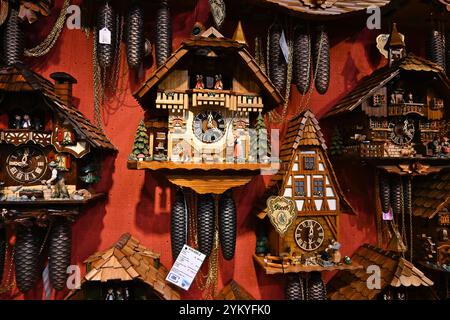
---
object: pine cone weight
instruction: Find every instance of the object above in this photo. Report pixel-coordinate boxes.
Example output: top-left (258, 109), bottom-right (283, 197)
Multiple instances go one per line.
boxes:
top-left (427, 29), bottom-right (446, 73)
top-left (96, 2), bottom-right (116, 68)
top-left (314, 25), bottom-right (330, 95)
top-left (307, 272), bottom-right (327, 300)
top-left (197, 193), bottom-right (215, 257)
top-left (0, 228), bottom-right (6, 283)
top-left (219, 190), bottom-right (236, 261)
top-left (49, 219), bottom-right (72, 291)
top-left (15, 227), bottom-right (41, 293)
top-left (379, 173), bottom-right (391, 214)
top-left (294, 25), bottom-right (311, 94)
top-left (126, 5), bottom-right (144, 69)
top-left (269, 23), bottom-right (287, 94)
top-left (286, 274), bottom-right (305, 300)
top-left (3, 7), bottom-right (24, 65)
top-left (156, 0), bottom-right (172, 67)
top-left (171, 189), bottom-right (188, 260)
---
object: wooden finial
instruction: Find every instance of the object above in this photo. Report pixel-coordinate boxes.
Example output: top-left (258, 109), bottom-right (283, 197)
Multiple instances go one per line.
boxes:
top-left (232, 21), bottom-right (247, 45)
top-left (386, 23), bottom-right (405, 49)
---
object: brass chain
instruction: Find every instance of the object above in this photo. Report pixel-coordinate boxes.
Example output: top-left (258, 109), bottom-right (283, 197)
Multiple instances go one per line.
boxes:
top-left (93, 32), bottom-right (103, 130)
top-left (25, 0), bottom-right (71, 57)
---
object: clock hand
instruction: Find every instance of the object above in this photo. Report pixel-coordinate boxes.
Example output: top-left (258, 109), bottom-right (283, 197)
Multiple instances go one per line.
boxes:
top-left (308, 225), bottom-right (314, 239)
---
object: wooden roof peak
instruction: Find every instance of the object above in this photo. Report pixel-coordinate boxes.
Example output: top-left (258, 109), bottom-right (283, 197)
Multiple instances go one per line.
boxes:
top-left (81, 233), bottom-right (179, 300)
top-left (385, 23), bottom-right (405, 49)
top-left (328, 244), bottom-right (433, 299)
top-left (133, 32), bottom-right (284, 109)
top-left (324, 53), bottom-right (449, 118)
top-left (0, 64), bottom-right (116, 152)
top-left (232, 21), bottom-right (248, 46)
top-left (254, 109), bottom-right (355, 219)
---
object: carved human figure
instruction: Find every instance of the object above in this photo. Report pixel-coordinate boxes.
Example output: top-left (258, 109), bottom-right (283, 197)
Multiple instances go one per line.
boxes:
top-left (21, 114), bottom-right (32, 129)
top-left (41, 161), bottom-right (69, 199)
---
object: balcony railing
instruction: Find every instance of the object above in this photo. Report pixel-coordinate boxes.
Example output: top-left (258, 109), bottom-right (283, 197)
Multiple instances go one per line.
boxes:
top-left (388, 103), bottom-right (426, 117)
top-left (0, 129), bottom-right (52, 146)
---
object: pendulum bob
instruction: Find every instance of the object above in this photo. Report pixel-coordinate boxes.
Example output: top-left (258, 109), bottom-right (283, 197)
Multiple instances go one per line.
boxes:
top-left (197, 193), bottom-right (215, 257)
top-left (379, 172), bottom-right (391, 215)
top-left (269, 22), bottom-right (287, 94)
top-left (126, 4), bottom-right (145, 70)
top-left (286, 274), bottom-right (305, 300)
top-left (48, 218), bottom-right (72, 291)
top-left (14, 226), bottom-right (41, 293)
top-left (96, 2), bottom-right (116, 68)
top-left (313, 25), bottom-right (330, 95)
top-left (307, 272), bottom-right (327, 300)
top-left (293, 25), bottom-right (312, 95)
top-left (171, 189), bottom-right (188, 260)
top-left (3, 7), bottom-right (24, 65)
top-left (427, 28), bottom-right (446, 73)
top-left (0, 227), bottom-right (5, 283)
top-left (156, 0), bottom-right (172, 67)
top-left (219, 190), bottom-right (236, 261)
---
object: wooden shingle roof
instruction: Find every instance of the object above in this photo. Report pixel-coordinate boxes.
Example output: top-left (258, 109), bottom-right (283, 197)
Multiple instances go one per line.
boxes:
top-left (83, 233), bottom-right (180, 300)
top-left (249, 0), bottom-right (392, 16)
top-left (133, 27), bottom-right (284, 109)
top-left (0, 64), bottom-right (116, 151)
top-left (328, 244), bottom-right (433, 300)
top-left (412, 170), bottom-right (450, 219)
top-left (215, 280), bottom-right (255, 300)
top-left (254, 109), bottom-right (353, 218)
top-left (323, 54), bottom-right (450, 118)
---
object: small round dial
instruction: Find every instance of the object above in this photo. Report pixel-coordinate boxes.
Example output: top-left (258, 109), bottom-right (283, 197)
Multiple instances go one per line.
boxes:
top-left (388, 119), bottom-right (415, 145)
top-left (193, 111), bottom-right (226, 143)
top-left (294, 219), bottom-right (325, 252)
top-left (6, 146), bottom-right (47, 183)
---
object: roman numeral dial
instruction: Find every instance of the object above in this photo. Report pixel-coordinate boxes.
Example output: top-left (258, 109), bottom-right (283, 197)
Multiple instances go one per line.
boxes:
top-left (6, 146), bottom-right (47, 184)
top-left (294, 219), bottom-right (325, 252)
top-left (192, 111), bottom-right (226, 143)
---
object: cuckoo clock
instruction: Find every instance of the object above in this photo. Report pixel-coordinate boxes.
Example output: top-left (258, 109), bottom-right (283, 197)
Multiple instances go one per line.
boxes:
top-left (0, 65), bottom-right (115, 293)
top-left (131, 26), bottom-right (284, 262)
top-left (252, 110), bottom-right (360, 300)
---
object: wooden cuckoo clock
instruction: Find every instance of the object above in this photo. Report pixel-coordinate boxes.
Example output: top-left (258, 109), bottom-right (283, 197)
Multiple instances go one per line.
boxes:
top-left (131, 26), bottom-right (284, 265)
top-left (0, 65), bottom-right (116, 293)
top-left (253, 110), bottom-right (358, 273)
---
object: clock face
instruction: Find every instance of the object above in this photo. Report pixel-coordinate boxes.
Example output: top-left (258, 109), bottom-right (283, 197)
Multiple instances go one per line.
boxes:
top-left (6, 146), bottom-right (47, 183)
top-left (193, 111), bottom-right (226, 143)
top-left (294, 219), bottom-right (325, 252)
top-left (388, 119), bottom-right (415, 145)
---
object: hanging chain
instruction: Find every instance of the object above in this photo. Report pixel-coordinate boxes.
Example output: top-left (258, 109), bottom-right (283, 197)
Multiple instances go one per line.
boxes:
top-left (93, 32), bottom-right (103, 130)
top-left (280, 26), bottom-right (294, 121)
top-left (25, 0), bottom-right (71, 57)
top-left (0, 246), bottom-right (15, 293)
top-left (39, 221), bottom-right (53, 255)
top-left (400, 180), bottom-right (406, 258)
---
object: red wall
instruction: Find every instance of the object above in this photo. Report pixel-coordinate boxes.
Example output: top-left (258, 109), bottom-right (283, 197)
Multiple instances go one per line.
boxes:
top-left (2, 0), bottom-right (395, 300)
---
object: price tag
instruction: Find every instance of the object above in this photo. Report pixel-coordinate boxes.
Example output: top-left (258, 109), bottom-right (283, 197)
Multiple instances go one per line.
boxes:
top-left (166, 245), bottom-right (206, 291)
top-left (382, 209), bottom-right (393, 221)
top-left (279, 30), bottom-right (289, 63)
top-left (99, 27), bottom-right (111, 45)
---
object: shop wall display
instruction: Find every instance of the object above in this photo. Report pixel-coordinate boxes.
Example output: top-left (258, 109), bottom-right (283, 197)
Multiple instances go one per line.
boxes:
top-left (0, 0), bottom-right (448, 300)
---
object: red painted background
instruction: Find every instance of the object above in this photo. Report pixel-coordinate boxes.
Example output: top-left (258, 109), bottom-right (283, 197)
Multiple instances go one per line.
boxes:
top-left (2, 0), bottom-right (430, 300)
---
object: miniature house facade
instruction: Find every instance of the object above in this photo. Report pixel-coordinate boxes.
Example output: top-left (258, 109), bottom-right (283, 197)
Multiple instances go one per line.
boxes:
top-left (254, 110), bottom-right (353, 262)
top-left (131, 27), bottom-right (283, 194)
top-left (323, 55), bottom-right (449, 159)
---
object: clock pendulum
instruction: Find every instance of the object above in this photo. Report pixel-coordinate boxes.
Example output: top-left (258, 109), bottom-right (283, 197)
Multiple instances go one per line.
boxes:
top-left (14, 226), bottom-right (41, 293)
top-left (48, 218), bottom-right (72, 291)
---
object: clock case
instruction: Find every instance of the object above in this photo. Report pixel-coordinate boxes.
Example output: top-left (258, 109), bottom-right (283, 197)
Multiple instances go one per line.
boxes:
top-left (253, 110), bottom-right (357, 273)
top-left (0, 64), bottom-right (116, 293)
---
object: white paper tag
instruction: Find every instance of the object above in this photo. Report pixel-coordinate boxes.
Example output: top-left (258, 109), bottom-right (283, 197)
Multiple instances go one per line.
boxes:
top-left (279, 30), bottom-right (289, 63)
top-left (99, 27), bottom-right (111, 45)
top-left (382, 209), bottom-right (393, 221)
top-left (166, 245), bottom-right (206, 291)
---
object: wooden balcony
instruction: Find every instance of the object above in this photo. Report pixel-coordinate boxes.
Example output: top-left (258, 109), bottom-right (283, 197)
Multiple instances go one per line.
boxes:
top-left (0, 129), bottom-right (52, 146)
top-left (388, 103), bottom-right (426, 117)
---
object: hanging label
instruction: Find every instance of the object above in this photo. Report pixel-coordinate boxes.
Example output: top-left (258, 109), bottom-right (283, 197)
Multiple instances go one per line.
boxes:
top-left (166, 245), bottom-right (206, 291)
top-left (382, 209), bottom-right (393, 221)
top-left (279, 30), bottom-right (289, 63)
top-left (99, 27), bottom-right (111, 45)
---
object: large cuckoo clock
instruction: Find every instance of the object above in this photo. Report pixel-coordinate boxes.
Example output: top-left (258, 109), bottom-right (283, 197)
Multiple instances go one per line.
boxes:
top-left (131, 26), bottom-right (284, 263)
top-left (0, 65), bottom-right (115, 293)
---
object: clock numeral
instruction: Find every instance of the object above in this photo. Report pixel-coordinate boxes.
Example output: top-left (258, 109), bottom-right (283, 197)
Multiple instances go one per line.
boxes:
top-left (35, 167), bottom-right (43, 174)
top-left (10, 167), bottom-right (18, 174)
top-left (16, 172), bottom-right (23, 180)
top-left (24, 173), bottom-right (30, 181)
top-left (38, 161), bottom-right (45, 167)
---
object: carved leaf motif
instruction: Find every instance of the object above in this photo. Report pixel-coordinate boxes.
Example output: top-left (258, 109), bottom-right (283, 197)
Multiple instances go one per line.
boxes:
top-left (208, 0), bottom-right (226, 29)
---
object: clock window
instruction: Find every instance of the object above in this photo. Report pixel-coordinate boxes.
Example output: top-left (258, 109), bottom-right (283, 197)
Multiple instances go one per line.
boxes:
top-left (294, 180), bottom-right (306, 197)
top-left (313, 178), bottom-right (324, 197)
top-left (303, 157), bottom-right (315, 170)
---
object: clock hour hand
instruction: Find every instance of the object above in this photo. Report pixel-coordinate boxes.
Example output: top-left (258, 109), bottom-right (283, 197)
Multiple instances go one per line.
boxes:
top-left (308, 225), bottom-right (314, 239)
